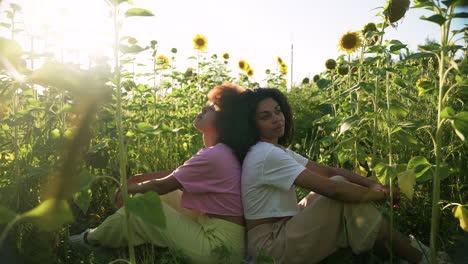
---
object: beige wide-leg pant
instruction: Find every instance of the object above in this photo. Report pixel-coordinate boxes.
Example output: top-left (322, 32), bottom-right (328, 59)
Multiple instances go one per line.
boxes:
top-left (247, 176), bottom-right (383, 264)
top-left (87, 191), bottom-right (245, 264)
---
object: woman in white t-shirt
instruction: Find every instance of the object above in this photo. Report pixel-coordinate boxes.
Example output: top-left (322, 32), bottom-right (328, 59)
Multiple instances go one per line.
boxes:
top-left (223, 88), bottom-right (431, 264)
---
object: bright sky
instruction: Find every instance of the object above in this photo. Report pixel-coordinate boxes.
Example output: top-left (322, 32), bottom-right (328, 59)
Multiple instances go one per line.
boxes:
top-left (1, 0), bottom-right (466, 86)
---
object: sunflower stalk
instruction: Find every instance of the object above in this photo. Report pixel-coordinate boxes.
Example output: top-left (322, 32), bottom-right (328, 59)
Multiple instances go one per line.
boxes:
top-left (430, 4), bottom-right (455, 264)
top-left (385, 70), bottom-right (395, 264)
top-left (111, 4), bottom-right (136, 264)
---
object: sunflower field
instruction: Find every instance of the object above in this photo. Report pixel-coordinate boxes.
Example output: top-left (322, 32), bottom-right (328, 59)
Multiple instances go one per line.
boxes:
top-left (0, 0), bottom-right (467, 263)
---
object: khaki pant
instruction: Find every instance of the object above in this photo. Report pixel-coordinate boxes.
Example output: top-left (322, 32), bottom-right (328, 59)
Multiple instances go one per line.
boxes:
top-left (247, 176), bottom-right (383, 264)
top-left (87, 191), bottom-right (245, 264)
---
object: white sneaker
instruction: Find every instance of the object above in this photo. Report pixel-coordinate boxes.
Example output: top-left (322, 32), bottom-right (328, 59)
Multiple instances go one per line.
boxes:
top-left (409, 235), bottom-right (430, 263)
top-left (402, 235), bottom-right (453, 264)
top-left (69, 228), bottom-right (100, 250)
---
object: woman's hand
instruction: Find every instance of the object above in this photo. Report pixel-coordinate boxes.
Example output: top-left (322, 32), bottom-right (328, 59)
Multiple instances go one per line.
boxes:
top-left (114, 182), bottom-right (141, 208)
top-left (369, 182), bottom-right (401, 208)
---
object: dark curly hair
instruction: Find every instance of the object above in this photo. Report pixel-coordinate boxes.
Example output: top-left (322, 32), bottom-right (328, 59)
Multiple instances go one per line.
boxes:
top-left (221, 88), bottom-right (294, 162)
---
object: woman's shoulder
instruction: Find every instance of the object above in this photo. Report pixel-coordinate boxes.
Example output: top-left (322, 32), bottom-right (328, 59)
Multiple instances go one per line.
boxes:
top-left (245, 142), bottom-right (287, 163)
top-left (201, 143), bottom-right (237, 160)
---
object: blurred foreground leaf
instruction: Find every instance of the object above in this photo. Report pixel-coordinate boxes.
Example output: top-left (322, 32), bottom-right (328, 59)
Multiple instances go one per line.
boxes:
top-left (0, 205), bottom-right (16, 224)
top-left (22, 199), bottom-right (73, 232)
top-left (127, 192), bottom-right (166, 229)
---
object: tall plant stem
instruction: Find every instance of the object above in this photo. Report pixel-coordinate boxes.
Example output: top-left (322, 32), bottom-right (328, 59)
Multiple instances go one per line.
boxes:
top-left (112, 5), bottom-right (136, 264)
top-left (372, 19), bottom-right (388, 177)
top-left (385, 70), bottom-right (394, 264)
top-left (430, 6), bottom-right (456, 263)
top-left (430, 5), bottom-right (454, 263)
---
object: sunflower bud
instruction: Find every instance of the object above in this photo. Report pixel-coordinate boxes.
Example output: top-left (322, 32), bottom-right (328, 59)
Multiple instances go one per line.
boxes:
top-left (384, 0), bottom-right (410, 24)
top-left (313, 75), bottom-right (320, 83)
top-left (222, 53), bottom-right (229, 60)
top-left (325, 59), bottom-right (337, 70)
top-left (338, 66), bottom-right (349, 75)
top-left (363, 22), bottom-right (379, 46)
top-left (302, 77), bottom-right (310, 84)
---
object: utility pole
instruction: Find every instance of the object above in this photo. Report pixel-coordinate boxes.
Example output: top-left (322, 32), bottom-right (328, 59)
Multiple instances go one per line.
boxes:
top-left (290, 42), bottom-right (293, 91)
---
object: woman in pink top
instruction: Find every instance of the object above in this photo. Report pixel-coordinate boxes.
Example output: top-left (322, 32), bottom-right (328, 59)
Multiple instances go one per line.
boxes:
top-left (70, 83), bottom-right (245, 264)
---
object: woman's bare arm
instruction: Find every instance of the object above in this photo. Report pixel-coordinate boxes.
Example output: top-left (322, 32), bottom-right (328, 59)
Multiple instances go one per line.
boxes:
top-left (294, 168), bottom-right (386, 203)
top-left (128, 174), bottom-right (182, 196)
top-left (305, 160), bottom-right (382, 189)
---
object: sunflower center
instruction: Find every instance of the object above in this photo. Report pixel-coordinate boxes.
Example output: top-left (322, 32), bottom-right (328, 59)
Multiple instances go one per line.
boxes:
top-left (196, 39), bottom-right (205, 46)
top-left (342, 34), bottom-right (357, 49)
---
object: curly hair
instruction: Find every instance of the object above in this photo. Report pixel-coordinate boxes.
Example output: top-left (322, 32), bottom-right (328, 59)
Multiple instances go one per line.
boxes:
top-left (222, 88), bottom-right (294, 162)
top-left (206, 82), bottom-right (245, 156)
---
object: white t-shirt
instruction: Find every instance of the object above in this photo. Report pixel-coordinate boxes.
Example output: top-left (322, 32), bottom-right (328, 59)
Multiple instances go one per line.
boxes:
top-left (241, 141), bottom-right (309, 220)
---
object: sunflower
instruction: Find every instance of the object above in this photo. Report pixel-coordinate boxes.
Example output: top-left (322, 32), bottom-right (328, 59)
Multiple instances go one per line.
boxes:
top-left (222, 53), bottom-right (229, 60)
top-left (302, 77), bottom-right (310, 84)
top-left (384, 0), bottom-right (410, 24)
top-left (279, 63), bottom-right (288, 76)
top-left (337, 66), bottom-right (349, 75)
top-left (156, 55), bottom-right (170, 69)
top-left (325, 59), bottom-right (337, 70)
top-left (238, 60), bottom-right (248, 71)
top-left (247, 68), bottom-right (254, 77)
top-left (313, 75), bottom-right (320, 83)
top-left (277, 56), bottom-right (283, 65)
top-left (193, 34), bottom-right (208, 51)
top-left (363, 22), bottom-right (379, 45)
top-left (338, 32), bottom-right (363, 54)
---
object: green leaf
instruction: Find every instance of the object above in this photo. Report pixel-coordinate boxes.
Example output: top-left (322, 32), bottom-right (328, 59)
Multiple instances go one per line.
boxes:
top-left (390, 100), bottom-right (408, 118)
top-left (22, 199), bottom-right (74, 232)
top-left (0, 37), bottom-right (25, 72)
top-left (442, 0), bottom-right (457, 7)
top-left (407, 156), bottom-right (432, 182)
top-left (450, 12), bottom-right (468, 18)
top-left (452, 111), bottom-right (468, 141)
top-left (136, 122), bottom-right (156, 132)
top-left (126, 192), bottom-right (166, 228)
top-left (51, 128), bottom-right (60, 138)
top-left (452, 205), bottom-right (468, 232)
top-left (338, 115), bottom-right (359, 136)
top-left (405, 52), bottom-right (434, 60)
top-left (394, 78), bottom-right (406, 88)
top-left (397, 169), bottom-right (416, 200)
top-left (73, 188), bottom-right (92, 213)
top-left (420, 14), bottom-right (447, 25)
top-left (316, 79), bottom-right (331, 89)
top-left (28, 62), bottom-right (111, 97)
top-left (120, 44), bottom-right (147, 54)
top-left (0, 205), bottom-right (17, 224)
top-left (441, 107), bottom-right (456, 119)
top-left (125, 8), bottom-right (154, 17)
top-left (87, 141), bottom-right (108, 154)
top-left (390, 44), bottom-right (407, 53)
top-left (0, 22), bottom-right (11, 29)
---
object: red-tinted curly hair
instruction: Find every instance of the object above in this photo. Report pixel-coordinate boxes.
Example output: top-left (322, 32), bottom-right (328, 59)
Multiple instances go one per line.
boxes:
top-left (207, 82), bottom-right (245, 110)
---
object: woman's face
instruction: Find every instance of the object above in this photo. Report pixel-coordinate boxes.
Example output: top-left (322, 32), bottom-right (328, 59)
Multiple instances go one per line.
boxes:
top-left (193, 103), bottom-right (218, 134)
top-left (255, 97), bottom-right (285, 144)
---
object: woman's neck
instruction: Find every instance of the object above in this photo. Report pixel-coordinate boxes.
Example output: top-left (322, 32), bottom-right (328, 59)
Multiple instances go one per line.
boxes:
top-left (203, 133), bottom-right (219, 148)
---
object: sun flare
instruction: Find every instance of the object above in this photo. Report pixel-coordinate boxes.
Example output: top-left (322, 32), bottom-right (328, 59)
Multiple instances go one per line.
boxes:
top-left (19, 0), bottom-right (113, 66)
